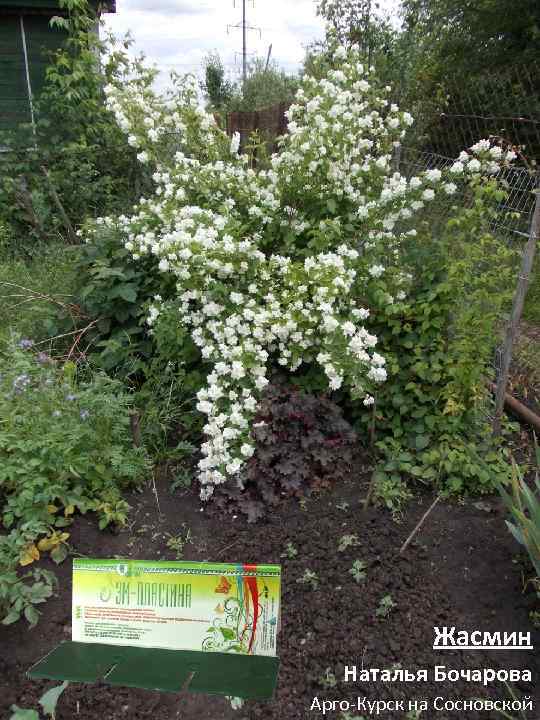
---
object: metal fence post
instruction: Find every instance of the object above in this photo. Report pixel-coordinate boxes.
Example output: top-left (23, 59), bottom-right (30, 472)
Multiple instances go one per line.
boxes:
top-left (493, 174), bottom-right (540, 436)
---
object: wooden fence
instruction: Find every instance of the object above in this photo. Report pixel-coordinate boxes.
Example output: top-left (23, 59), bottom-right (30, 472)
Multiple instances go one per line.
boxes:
top-left (224, 102), bottom-right (289, 155)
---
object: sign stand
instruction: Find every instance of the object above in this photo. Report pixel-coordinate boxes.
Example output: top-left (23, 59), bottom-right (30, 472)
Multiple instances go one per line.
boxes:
top-left (28, 642), bottom-right (279, 699)
top-left (28, 559), bottom-right (281, 700)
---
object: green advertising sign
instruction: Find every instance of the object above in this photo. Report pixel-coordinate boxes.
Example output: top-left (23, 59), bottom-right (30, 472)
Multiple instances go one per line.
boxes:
top-left (71, 558), bottom-right (281, 656)
top-left (28, 559), bottom-right (281, 699)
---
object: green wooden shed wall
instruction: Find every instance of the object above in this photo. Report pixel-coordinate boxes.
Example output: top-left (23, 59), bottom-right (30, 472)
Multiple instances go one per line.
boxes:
top-left (0, 1), bottom-right (115, 132)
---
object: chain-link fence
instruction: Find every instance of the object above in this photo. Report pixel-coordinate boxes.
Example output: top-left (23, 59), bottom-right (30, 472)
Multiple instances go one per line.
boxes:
top-left (397, 145), bottom-right (539, 419)
top-left (420, 62), bottom-right (540, 163)
top-left (398, 147), bottom-right (539, 241)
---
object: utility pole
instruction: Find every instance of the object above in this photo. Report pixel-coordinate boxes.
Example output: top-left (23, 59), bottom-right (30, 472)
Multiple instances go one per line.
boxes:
top-left (227, 0), bottom-right (261, 89)
top-left (265, 43), bottom-right (273, 72)
top-left (242, 0), bottom-right (247, 84)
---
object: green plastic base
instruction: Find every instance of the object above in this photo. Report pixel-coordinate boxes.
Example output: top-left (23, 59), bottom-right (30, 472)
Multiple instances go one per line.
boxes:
top-left (28, 642), bottom-right (279, 700)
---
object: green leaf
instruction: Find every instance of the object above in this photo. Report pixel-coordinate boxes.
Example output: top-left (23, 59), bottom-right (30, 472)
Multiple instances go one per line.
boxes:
top-left (2, 610), bottom-right (21, 626)
top-left (415, 435), bottom-right (430, 450)
top-left (9, 706), bottom-right (40, 720)
top-left (51, 543), bottom-right (69, 564)
top-left (115, 284), bottom-right (138, 303)
top-left (39, 681), bottom-right (69, 718)
top-left (23, 605), bottom-right (40, 627)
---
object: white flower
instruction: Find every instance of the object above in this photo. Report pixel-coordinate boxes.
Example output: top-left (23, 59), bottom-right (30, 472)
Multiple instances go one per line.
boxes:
top-left (241, 443), bottom-right (255, 458)
top-left (230, 132), bottom-right (241, 155)
top-left (226, 458), bottom-right (242, 474)
top-left (425, 168), bottom-right (442, 182)
top-left (369, 265), bottom-right (385, 278)
top-left (342, 321), bottom-right (356, 337)
top-left (231, 361), bottom-right (245, 379)
top-left (368, 367), bottom-right (387, 382)
top-left (402, 112), bottom-right (414, 126)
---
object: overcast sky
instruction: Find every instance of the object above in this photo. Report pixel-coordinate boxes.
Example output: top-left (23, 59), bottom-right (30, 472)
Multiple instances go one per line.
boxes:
top-left (104, 1), bottom-right (401, 85)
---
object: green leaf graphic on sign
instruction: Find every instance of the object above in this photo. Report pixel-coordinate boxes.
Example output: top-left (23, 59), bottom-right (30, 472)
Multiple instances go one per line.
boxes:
top-left (220, 627), bottom-right (236, 641)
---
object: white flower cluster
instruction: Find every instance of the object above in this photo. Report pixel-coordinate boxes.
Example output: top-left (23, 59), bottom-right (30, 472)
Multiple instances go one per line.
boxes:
top-left (145, 237), bottom-right (385, 499)
top-left (90, 46), bottom-right (515, 499)
top-left (448, 139), bottom-right (517, 177)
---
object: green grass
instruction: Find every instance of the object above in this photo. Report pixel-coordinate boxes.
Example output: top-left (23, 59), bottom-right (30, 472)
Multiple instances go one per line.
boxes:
top-left (0, 233), bottom-right (80, 348)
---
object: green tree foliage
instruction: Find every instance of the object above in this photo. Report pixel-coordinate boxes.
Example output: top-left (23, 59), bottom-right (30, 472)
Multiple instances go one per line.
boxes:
top-left (402, 0), bottom-right (540, 78)
top-left (0, 0), bottom-right (151, 247)
top-left (311, 0), bottom-right (403, 81)
top-left (313, 0), bottom-right (540, 156)
top-left (202, 54), bottom-right (298, 115)
top-left (202, 52), bottom-right (234, 112)
top-left (398, 0), bottom-right (540, 156)
top-left (231, 58), bottom-right (299, 112)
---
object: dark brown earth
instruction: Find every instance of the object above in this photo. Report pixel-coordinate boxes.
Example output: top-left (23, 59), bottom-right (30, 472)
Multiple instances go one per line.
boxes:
top-left (2, 465), bottom-right (539, 720)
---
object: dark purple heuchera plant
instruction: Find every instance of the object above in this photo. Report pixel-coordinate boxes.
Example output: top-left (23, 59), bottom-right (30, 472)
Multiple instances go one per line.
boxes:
top-left (211, 384), bottom-right (357, 522)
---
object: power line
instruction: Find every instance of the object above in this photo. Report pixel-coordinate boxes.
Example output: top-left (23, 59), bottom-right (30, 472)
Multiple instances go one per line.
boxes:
top-left (227, 0), bottom-right (261, 85)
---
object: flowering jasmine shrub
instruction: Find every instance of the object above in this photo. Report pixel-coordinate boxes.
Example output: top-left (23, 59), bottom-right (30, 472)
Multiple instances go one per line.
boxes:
top-left (0, 340), bottom-right (149, 626)
top-left (85, 45), bottom-right (516, 502)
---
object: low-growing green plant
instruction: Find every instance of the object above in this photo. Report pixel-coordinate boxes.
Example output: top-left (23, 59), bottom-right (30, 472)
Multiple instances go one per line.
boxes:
top-left (338, 534), bottom-right (360, 552)
top-left (0, 243), bottom-right (80, 349)
top-left (373, 471), bottom-right (413, 517)
top-left (0, 339), bottom-right (149, 626)
top-left (375, 594), bottom-right (396, 618)
top-left (165, 525), bottom-right (193, 559)
top-left (319, 667), bottom-right (338, 689)
top-left (297, 569), bottom-right (320, 590)
top-left (498, 458), bottom-right (540, 584)
top-left (170, 466), bottom-right (194, 492)
top-left (281, 542), bottom-right (298, 559)
top-left (349, 560), bottom-right (367, 584)
top-left (59, 229), bottom-right (175, 376)
top-left (10, 680), bottom-right (69, 720)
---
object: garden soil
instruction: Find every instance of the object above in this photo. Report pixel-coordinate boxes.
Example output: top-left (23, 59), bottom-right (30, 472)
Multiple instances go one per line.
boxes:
top-left (2, 467), bottom-right (538, 720)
